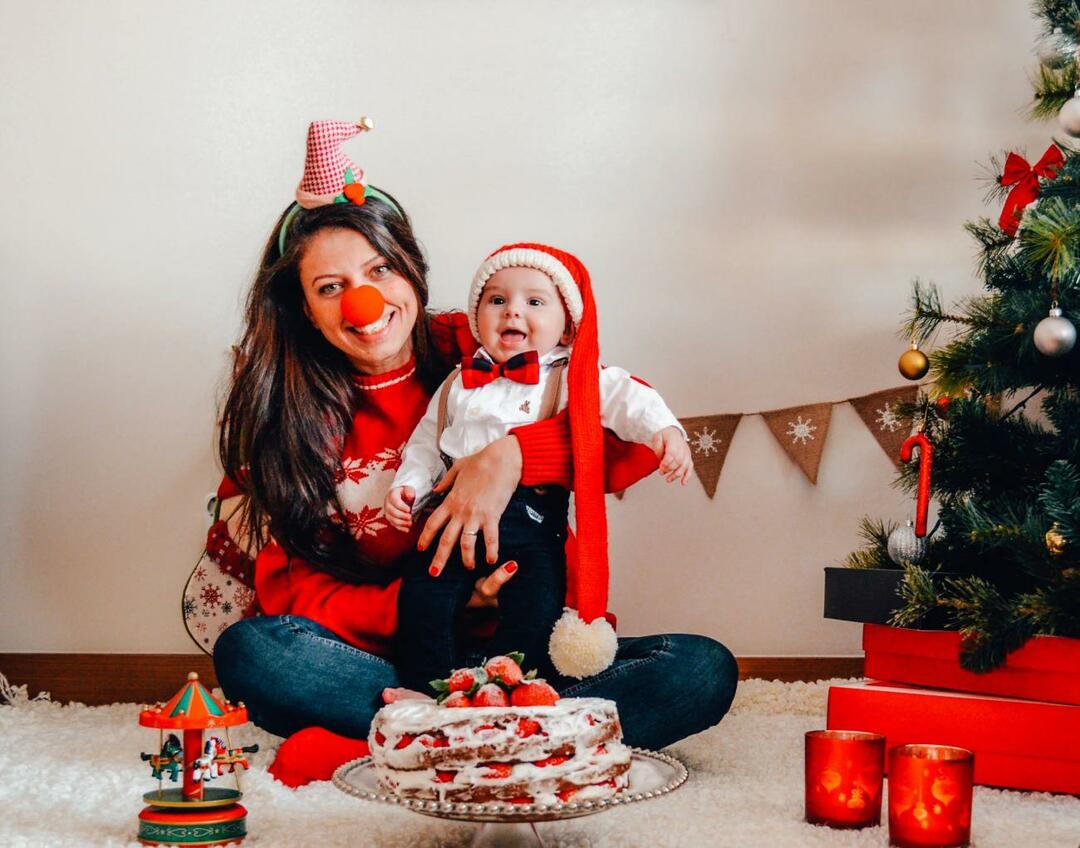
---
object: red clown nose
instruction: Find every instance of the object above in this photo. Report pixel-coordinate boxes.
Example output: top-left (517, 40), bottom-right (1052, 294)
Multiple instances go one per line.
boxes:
top-left (341, 285), bottom-right (385, 327)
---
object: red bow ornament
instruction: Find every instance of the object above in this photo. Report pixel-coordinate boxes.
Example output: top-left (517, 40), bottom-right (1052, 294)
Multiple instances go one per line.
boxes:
top-left (998, 144), bottom-right (1064, 236)
top-left (460, 350), bottom-right (540, 389)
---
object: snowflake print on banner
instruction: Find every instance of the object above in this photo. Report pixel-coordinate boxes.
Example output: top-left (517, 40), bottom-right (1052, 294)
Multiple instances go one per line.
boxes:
top-left (762, 403), bottom-right (833, 485)
top-left (678, 414), bottom-right (743, 499)
top-left (182, 597), bottom-right (197, 620)
top-left (849, 386), bottom-right (918, 469)
top-left (194, 565), bottom-right (207, 582)
top-left (691, 426), bottom-right (719, 456)
top-left (786, 415), bottom-right (817, 445)
top-left (221, 601), bottom-right (233, 615)
top-left (875, 404), bottom-right (902, 432)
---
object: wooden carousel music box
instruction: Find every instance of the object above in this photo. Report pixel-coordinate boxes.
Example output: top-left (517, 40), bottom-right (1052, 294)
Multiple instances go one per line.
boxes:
top-left (137, 672), bottom-right (258, 846)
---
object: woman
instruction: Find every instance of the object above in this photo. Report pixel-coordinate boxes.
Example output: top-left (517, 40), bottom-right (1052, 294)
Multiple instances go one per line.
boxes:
top-left (212, 124), bottom-right (737, 782)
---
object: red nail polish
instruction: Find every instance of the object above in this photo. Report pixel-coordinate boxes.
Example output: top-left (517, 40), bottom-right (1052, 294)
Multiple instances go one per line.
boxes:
top-left (429, 565), bottom-right (439, 576)
top-left (504, 562), bottom-right (518, 574)
top-left (417, 542), bottom-right (425, 551)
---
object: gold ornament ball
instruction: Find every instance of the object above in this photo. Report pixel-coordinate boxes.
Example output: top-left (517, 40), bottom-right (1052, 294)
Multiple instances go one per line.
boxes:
top-left (898, 347), bottom-right (930, 380)
top-left (1046, 525), bottom-right (1067, 555)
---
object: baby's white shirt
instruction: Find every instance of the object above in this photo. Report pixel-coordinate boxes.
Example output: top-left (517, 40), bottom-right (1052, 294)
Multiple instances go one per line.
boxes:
top-left (392, 345), bottom-right (685, 501)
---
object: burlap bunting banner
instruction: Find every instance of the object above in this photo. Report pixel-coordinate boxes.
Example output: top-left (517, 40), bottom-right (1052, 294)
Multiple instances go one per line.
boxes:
top-left (678, 414), bottom-right (743, 498)
top-left (606, 386), bottom-right (922, 501)
top-left (761, 403), bottom-right (833, 484)
top-left (848, 386), bottom-right (918, 468)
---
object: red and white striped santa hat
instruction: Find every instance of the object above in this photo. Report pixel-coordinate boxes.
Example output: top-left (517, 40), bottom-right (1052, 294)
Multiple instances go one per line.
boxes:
top-left (470, 243), bottom-right (618, 679)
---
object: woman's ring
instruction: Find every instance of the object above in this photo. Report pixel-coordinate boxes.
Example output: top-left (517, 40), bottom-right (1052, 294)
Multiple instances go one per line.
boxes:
top-left (462, 530), bottom-right (479, 536)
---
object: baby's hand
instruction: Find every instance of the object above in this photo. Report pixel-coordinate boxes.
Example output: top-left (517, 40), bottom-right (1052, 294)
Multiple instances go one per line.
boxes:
top-left (651, 426), bottom-right (692, 485)
top-left (384, 486), bottom-right (416, 532)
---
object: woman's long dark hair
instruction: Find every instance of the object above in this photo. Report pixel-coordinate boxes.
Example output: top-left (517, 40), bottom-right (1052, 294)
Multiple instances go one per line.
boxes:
top-left (219, 193), bottom-right (450, 583)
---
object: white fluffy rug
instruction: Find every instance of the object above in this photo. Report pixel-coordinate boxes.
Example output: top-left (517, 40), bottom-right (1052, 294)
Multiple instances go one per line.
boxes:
top-left (2, 676), bottom-right (1077, 847)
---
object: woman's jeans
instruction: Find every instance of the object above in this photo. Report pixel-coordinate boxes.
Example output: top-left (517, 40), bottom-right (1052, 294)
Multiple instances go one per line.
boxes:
top-left (214, 615), bottom-right (739, 751)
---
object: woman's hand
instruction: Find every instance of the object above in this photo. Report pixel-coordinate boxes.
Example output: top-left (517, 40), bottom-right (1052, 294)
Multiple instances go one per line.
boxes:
top-left (418, 435), bottom-right (522, 574)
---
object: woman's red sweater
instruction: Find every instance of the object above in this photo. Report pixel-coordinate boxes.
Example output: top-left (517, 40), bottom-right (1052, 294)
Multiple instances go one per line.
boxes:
top-left (217, 312), bottom-right (657, 657)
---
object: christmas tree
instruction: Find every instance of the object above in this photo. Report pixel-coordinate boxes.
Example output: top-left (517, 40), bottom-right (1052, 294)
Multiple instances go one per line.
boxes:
top-left (844, 0), bottom-right (1080, 673)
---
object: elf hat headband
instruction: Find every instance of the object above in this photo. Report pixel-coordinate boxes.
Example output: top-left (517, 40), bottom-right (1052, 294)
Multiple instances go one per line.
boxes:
top-left (277, 118), bottom-right (403, 255)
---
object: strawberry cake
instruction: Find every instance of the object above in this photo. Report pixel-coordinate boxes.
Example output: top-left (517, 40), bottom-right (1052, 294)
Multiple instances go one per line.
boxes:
top-left (368, 654), bottom-right (632, 805)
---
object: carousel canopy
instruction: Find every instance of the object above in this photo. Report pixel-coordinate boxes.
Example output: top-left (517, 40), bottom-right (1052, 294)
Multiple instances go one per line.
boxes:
top-left (139, 672), bottom-right (248, 730)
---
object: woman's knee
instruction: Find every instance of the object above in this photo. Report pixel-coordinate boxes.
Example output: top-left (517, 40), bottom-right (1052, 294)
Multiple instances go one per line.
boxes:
top-left (676, 634), bottom-right (739, 727)
top-left (213, 617), bottom-right (273, 701)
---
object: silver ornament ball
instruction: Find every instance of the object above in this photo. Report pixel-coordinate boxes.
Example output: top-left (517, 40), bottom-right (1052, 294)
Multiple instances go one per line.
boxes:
top-left (888, 520), bottom-right (927, 567)
top-left (1034, 307), bottom-right (1077, 357)
top-left (1059, 96), bottom-right (1080, 137)
top-left (1036, 28), bottom-right (1073, 67)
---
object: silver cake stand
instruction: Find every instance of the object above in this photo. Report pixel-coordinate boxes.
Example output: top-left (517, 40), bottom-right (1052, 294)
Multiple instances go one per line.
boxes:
top-left (333, 748), bottom-right (688, 847)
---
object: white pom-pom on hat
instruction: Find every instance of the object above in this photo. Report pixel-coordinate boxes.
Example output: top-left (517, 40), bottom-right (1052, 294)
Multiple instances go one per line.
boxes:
top-left (548, 607), bottom-right (618, 679)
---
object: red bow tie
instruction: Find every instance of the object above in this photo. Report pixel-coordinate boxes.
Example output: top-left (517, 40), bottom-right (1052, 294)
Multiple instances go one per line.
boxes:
top-left (461, 351), bottom-right (540, 389)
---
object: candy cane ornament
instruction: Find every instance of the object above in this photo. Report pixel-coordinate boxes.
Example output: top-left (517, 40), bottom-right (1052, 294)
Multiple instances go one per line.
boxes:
top-left (899, 432), bottom-right (933, 537)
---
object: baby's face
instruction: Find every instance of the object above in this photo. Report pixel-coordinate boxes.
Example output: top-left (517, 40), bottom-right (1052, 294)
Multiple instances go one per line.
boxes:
top-left (476, 267), bottom-right (571, 362)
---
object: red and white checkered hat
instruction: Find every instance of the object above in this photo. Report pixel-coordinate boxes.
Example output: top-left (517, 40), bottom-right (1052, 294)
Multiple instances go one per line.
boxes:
top-left (295, 119), bottom-right (372, 209)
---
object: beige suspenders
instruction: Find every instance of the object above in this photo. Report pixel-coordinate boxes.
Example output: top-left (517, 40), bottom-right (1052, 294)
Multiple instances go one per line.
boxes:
top-left (434, 359), bottom-right (568, 468)
top-left (537, 358), bottom-right (568, 420)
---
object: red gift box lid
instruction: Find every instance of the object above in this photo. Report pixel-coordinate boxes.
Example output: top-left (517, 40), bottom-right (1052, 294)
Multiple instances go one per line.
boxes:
top-left (828, 680), bottom-right (1080, 794)
top-left (863, 625), bottom-right (1080, 706)
top-left (864, 625), bottom-right (1080, 671)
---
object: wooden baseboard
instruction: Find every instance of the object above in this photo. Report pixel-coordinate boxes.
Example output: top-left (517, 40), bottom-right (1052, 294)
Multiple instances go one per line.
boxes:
top-left (0, 653), bottom-right (864, 706)
top-left (736, 656), bottom-right (863, 683)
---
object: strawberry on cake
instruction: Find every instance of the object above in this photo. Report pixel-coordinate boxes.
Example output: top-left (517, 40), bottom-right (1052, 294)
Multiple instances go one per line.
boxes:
top-left (368, 654), bottom-right (632, 805)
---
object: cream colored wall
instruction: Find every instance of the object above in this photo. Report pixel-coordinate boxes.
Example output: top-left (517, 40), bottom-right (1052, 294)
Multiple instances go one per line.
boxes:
top-left (0, 1), bottom-right (1051, 653)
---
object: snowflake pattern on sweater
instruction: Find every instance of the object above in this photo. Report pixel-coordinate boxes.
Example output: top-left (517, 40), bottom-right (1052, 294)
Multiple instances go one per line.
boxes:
top-left (332, 446), bottom-right (403, 540)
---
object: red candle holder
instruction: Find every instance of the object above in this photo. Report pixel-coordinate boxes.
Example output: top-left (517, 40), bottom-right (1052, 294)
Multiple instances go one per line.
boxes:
top-left (888, 744), bottom-right (974, 848)
top-left (804, 730), bottom-right (885, 828)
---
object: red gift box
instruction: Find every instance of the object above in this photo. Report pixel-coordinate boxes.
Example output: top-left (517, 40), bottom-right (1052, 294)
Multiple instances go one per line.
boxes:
top-left (863, 624), bottom-right (1080, 706)
top-left (827, 680), bottom-right (1080, 794)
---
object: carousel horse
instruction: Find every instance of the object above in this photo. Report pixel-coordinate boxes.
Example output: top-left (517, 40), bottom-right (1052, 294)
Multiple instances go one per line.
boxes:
top-left (140, 733), bottom-right (183, 782)
top-left (191, 736), bottom-right (228, 782)
top-left (213, 741), bottom-right (260, 774)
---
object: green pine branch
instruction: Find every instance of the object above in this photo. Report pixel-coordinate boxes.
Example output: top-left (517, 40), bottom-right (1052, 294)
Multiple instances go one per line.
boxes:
top-left (843, 517), bottom-right (897, 570)
top-left (1030, 59), bottom-right (1079, 119)
top-left (1018, 196), bottom-right (1080, 280)
top-left (1033, 1), bottom-right (1080, 39)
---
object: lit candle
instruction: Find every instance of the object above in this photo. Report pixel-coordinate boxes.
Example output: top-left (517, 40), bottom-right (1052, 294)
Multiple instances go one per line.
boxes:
top-left (805, 730), bottom-right (885, 828)
top-left (888, 744), bottom-right (974, 848)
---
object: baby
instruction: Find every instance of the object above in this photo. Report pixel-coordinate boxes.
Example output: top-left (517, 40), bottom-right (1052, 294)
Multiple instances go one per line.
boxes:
top-left (385, 243), bottom-right (690, 692)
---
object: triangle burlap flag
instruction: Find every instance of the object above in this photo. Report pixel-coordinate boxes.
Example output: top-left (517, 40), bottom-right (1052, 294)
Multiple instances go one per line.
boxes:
top-left (849, 386), bottom-right (918, 468)
top-left (678, 414), bottom-right (742, 498)
top-left (761, 402), bottom-right (833, 484)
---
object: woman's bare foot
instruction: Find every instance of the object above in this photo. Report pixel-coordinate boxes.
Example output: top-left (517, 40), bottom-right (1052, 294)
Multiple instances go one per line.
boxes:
top-left (381, 687), bottom-right (433, 704)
